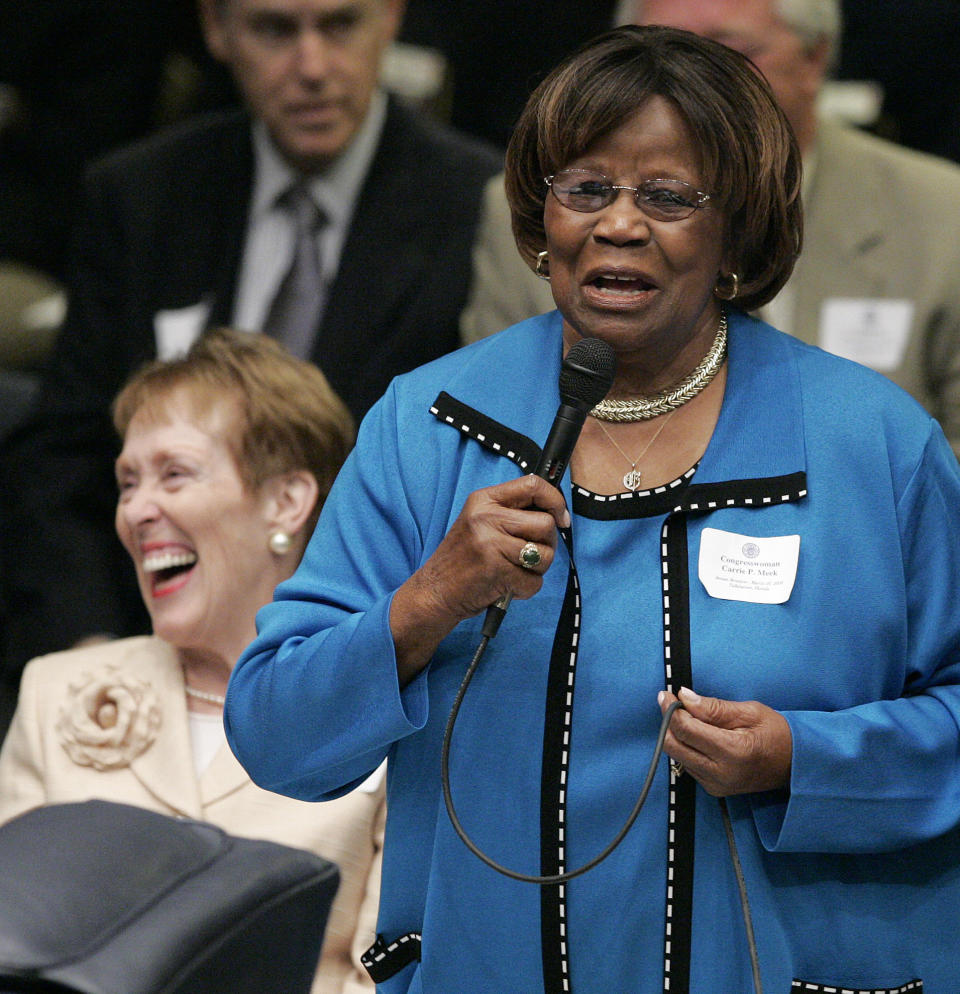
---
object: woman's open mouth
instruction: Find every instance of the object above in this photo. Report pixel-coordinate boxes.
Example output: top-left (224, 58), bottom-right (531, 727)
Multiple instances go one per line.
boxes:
top-left (143, 550), bottom-right (197, 597)
top-left (583, 271), bottom-right (658, 308)
top-left (591, 273), bottom-right (656, 295)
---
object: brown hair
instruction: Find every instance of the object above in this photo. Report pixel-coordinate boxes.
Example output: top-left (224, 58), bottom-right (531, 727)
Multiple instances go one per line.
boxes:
top-left (113, 329), bottom-right (354, 532)
top-left (505, 24), bottom-right (803, 311)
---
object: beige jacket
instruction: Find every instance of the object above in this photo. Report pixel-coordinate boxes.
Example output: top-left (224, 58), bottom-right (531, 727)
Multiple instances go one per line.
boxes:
top-left (0, 636), bottom-right (383, 994)
top-left (461, 120), bottom-right (960, 456)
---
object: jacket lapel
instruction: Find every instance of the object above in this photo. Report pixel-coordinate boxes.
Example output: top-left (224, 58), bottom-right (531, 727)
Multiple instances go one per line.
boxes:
top-left (792, 120), bottom-right (887, 341)
top-left (199, 740), bottom-right (253, 807)
top-left (318, 99), bottom-right (436, 361)
top-left (696, 310), bottom-right (807, 485)
top-left (128, 641), bottom-right (204, 819)
top-left (142, 112), bottom-right (254, 337)
top-left (200, 114), bottom-right (255, 330)
top-left (125, 639), bottom-right (250, 813)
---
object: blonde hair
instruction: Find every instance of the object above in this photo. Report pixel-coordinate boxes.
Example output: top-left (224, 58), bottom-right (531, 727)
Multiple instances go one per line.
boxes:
top-left (506, 24), bottom-right (803, 312)
top-left (113, 329), bottom-right (354, 532)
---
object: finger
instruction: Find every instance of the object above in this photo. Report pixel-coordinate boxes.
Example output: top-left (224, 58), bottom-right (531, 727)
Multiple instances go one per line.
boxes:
top-left (659, 714), bottom-right (734, 796)
top-left (668, 692), bottom-right (753, 759)
top-left (515, 539), bottom-right (551, 575)
top-left (657, 690), bottom-right (703, 770)
top-left (659, 689), bottom-right (739, 777)
top-left (677, 686), bottom-right (758, 731)
top-left (487, 474), bottom-right (571, 529)
top-left (461, 487), bottom-right (564, 553)
top-left (662, 689), bottom-right (792, 796)
top-left (658, 688), bottom-right (679, 712)
top-left (454, 501), bottom-right (558, 573)
top-left (484, 503), bottom-right (564, 571)
top-left (464, 499), bottom-right (558, 567)
top-left (496, 504), bottom-right (561, 544)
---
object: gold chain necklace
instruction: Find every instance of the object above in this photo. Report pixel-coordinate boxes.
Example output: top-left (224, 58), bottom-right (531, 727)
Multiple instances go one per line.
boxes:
top-left (590, 312), bottom-right (727, 422)
top-left (594, 407), bottom-right (678, 492)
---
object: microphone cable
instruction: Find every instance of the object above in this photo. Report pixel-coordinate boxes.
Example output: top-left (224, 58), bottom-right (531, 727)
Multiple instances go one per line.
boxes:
top-left (440, 631), bottom-right (683, 885)
top-left (439, 637), bottom-right (765, 993)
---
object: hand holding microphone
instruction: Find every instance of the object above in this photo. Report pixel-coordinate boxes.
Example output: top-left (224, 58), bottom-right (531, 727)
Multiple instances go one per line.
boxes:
top-left (483, 336), bottom-right (616, 636)
top-left (389, 338), bottom-right (615, 683)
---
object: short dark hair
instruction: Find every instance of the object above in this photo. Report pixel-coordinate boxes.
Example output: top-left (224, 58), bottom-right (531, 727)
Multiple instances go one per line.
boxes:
top-left (505, 24), bottom-right (803, 311)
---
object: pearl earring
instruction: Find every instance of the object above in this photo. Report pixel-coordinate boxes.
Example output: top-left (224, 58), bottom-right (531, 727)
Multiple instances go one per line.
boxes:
top-left (269, 530), bottom-right (293, 555)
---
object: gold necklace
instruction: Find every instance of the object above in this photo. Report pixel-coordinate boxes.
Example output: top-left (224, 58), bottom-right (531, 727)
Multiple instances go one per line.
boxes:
top-left (594, 407), bottom-right (678, 491)
top-left (590, 312), bottom-right (727, 422)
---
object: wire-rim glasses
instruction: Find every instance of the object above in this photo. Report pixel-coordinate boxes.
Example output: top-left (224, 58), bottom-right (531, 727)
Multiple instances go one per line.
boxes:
top-left (545, 169), bottom-right (711, 221)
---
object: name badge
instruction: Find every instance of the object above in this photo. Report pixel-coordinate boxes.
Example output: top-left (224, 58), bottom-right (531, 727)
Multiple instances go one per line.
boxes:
top-left (154, 300), bottom-right (211, 359)
top-left (819, 298), bottom-right (914, 372)
top-left (698, 528), bottom-right (800, 604)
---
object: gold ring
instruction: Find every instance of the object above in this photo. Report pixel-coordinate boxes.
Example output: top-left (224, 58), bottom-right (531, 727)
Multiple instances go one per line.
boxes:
top-left (519, 542), bottom-right (542, 569)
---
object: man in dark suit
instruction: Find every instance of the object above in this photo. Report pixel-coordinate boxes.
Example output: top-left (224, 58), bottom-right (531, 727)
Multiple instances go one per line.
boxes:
top-left (0, 0), bottom-right (501, 710)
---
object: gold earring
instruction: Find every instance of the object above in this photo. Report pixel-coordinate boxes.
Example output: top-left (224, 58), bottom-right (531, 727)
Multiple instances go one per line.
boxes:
top-left (714, 272), bottom-right (739, 301)
top-left (268, 530), bottom-right (293, 555)
top-left (535, 250), bottom-right (550, 281)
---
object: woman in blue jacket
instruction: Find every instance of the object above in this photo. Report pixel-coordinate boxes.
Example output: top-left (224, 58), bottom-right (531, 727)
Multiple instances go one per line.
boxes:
top-left (226, 26), bottom-right (960, 994)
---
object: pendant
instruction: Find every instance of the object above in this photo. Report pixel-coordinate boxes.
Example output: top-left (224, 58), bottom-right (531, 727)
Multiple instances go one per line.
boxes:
top-left (623, 467), bottom-right (643, 492)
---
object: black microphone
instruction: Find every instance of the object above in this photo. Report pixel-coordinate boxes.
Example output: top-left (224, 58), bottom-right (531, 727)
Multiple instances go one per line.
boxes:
top-left (482, 337), bottom-right (616, 637)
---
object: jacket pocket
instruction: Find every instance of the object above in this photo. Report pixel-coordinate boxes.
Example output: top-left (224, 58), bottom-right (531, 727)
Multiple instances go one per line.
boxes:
top-left (792, 981), bottom-right (922, 993)
top-left (362, 932), bottom-right (422, 983)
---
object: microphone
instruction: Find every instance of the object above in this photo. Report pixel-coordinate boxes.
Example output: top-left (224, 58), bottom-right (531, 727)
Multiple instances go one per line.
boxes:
top-left (482, 337), bottom-right (616, 637)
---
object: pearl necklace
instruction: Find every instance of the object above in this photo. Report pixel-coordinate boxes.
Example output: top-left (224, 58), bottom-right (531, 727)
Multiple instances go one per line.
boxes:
top-left (590, 313), bottom-right (727, 422)
top-left (184, 684), bottom-right (226, 707)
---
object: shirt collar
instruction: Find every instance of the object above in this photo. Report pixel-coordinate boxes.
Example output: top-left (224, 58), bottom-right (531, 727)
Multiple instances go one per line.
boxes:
top-left (250, 88), bottom-right (389, 226)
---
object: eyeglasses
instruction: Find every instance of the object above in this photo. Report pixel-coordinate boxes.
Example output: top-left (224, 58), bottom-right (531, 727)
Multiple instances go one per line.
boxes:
top-left (545, 169), bottom-right (711, 221)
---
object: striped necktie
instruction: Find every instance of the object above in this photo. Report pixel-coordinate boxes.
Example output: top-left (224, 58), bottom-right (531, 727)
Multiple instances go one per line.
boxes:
top-left (262, 184), bottom-right (327, 358)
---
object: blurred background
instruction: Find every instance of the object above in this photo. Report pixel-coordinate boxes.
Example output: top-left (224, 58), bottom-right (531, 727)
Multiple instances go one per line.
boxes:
top-left (1, 0), bottom-right (958, 427)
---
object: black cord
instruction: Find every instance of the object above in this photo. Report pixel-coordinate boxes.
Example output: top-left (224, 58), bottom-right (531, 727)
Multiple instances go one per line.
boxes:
top-left (719, 797), bottom-right (764, 994)
top-left (440, 633), bottom-right (684, 885)
top-left (441, 635), bottom-right (764, 993)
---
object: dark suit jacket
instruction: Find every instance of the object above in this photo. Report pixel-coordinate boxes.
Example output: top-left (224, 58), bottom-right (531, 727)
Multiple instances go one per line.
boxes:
top-left (0, 99), bottom-right (501, 678)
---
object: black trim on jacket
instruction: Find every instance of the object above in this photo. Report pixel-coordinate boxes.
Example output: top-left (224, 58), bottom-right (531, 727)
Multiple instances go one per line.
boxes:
top-left (430, 392), bottom-right (808, 994)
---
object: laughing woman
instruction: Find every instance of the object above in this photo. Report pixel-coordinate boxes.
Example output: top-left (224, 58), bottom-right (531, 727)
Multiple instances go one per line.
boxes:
top-left (0, 329), bottom-right (382, 994)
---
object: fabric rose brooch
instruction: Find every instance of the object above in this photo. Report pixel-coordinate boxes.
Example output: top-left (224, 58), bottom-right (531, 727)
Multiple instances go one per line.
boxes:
top-left (56, 664), bottom-right (162, 771)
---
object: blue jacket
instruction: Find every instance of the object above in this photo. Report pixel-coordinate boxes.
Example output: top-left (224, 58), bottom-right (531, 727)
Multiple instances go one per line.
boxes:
top-left (227, 310), bottom-right (960, 993)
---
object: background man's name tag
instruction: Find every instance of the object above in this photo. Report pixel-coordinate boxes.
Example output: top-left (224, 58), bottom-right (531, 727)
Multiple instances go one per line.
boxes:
top-left (819, 297), bottom-right (914, 372)
top-left (698, 528), bottom-right (800, 604)
top-left (154, 300), bottom-right (211, 359)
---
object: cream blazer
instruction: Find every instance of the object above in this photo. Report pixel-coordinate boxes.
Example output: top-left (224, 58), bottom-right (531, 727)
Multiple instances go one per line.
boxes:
top-left (0, 637), bottom-right (383, 994)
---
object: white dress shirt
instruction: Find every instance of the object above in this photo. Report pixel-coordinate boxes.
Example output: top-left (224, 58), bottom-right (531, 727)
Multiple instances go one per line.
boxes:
top-left (233, 89), bottom-right (388, 337)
